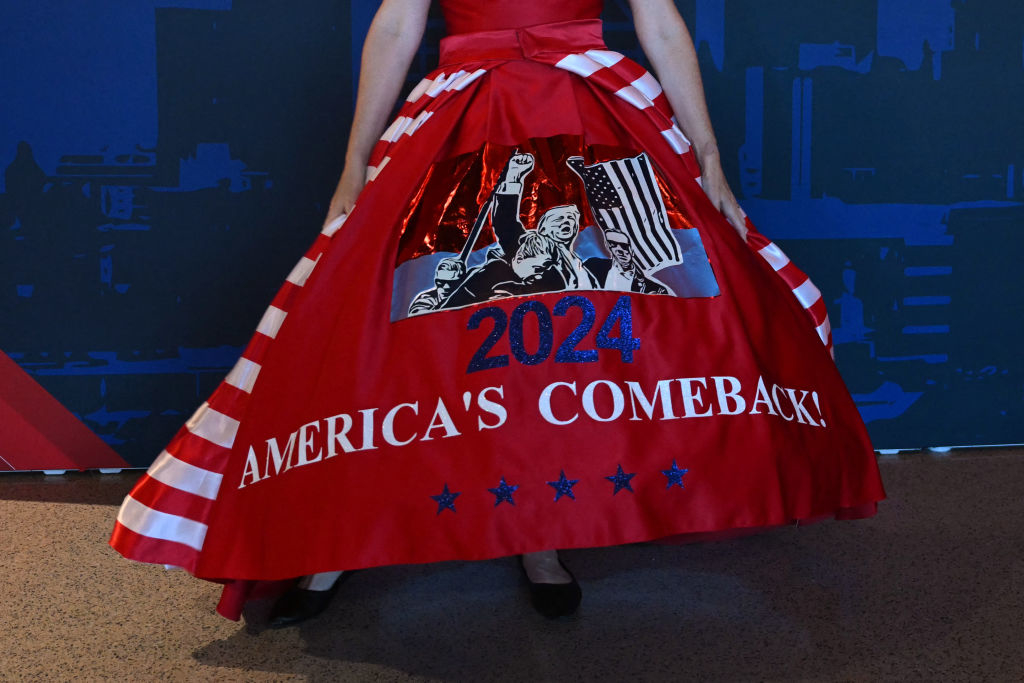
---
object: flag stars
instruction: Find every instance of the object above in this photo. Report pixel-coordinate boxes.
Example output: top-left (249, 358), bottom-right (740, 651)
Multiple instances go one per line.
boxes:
top-left (661, 460), bottom-right (689, 489)
top-left (488, 478), bottom-right (520, 507)
top-left (605, 464), bottom-right (637, 495)
top-left (431, 483), bottom-right (461, 515)
top-left (547, 470), bottom-right (580, 502)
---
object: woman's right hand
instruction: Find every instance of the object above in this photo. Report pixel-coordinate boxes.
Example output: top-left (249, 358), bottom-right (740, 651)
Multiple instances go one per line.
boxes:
top-left (324, 164), bottom-right (367, 228)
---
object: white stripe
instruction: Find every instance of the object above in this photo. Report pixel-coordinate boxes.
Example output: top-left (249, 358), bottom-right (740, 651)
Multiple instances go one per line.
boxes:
top-left (380, 116), bottom-right (413, 143)
top-left (405, 77), bottom-right (432, 103)
top-left (792, 278), bottom-right (823, 310)
top-left (224, 357), bottom-right (261, 394)
top-left (614, 85), bottom-right (652, 110)
top-left (611, 160), bottom-right (658, 267)
top-left (623, 158), bottom-right (679, 266)
top-left (603, 167), bottom-right (656, 265)
top-left (555, 53), bottom-right (603, 78)
top-left (632, 72), bottom-right (663, 101)
top-left (321, 214), bottom-right (347, 237)
top-left (584, 49), bottom-right (625, 68)
top-left (186, 402), bottom-right (240, 449)
top-left (426, 71), bottom-right (462, 97)
top-left (758, 242), bottom-right (791, 271)
top-left (409, 110), bottom-right (434, 135)
top-left (661, 127), bottom-right (689, 154)
top-left (367, 156), bottom-right (391, 182)
top-left (256, 305), bottom-right (287, 339)
top-left (449, 68), bottom-right (486, 91)
top-left (148, 450), bottom-right (223, 500)
top-left (816, 318), bottom-right (832, 346)
top-left (286, 256), bottom-right (319, 287)
top-left (117, 496), bottom-right (208, 551)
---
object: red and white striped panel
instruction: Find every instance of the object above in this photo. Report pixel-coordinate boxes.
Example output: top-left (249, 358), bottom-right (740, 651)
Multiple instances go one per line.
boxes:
top-left (551, 49), bottom-right (704, 184)
top-left (111, 217), bottom-right (346, 572)
top-left (366, 68), bottom-right (488, 182)
top-left (747, 228), bottom-right (834, 357)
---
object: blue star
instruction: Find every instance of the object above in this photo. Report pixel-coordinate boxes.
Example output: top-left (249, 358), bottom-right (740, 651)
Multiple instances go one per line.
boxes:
top-left (431, 483), bottom-right (461, 515)
top-left (605, 464), bottom-right (637, 495)
top-left (547, 470), bottom-right (580, 502)
top-left (661, 460), bottom-right (689, 489)
top-left (488, 478), bottom-right (519, 507)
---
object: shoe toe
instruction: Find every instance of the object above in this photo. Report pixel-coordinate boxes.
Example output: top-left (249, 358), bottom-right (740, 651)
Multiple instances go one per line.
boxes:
top-left (268, 589), bottom-right (335, 629)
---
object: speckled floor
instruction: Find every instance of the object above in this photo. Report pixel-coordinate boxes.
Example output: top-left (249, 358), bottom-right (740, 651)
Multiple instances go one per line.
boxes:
top-left (2, 449), bottom-right (1023, 682)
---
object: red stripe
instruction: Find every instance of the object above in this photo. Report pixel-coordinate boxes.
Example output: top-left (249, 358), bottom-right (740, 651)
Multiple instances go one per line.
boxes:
top-left (776, 262), bottom-right (809, 290)
top-left (109, 522), bottom-right (200, 573)
top-left (242, 334), bottom-right (274, 364)
top-left (269, 281), bottom-right (301, 313)
top-left (679, 149), bottom-right (701, 180)
top-left (208, 382), bottom-right (250, 417)
top-left (368, 140), bottom-right (390, 168)
top-left (807, 298), bottom-right (829, 326)
top-left (606, 56), bottom-right (647, 83)
top-left (651, 92), bottom-right (672, 119)
top-left (128, 475), bottom-right (216, 521)
top-left (164, 430), bottom-right (232, 472)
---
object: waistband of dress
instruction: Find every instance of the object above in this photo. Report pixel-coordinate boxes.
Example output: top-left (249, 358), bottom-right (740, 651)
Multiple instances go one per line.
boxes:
top-left (438, 18), bottom-right (607, 66)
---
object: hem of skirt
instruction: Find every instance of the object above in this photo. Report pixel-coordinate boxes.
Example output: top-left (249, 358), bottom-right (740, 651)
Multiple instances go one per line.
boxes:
top-left (206, 497), bottom-right (882, 621)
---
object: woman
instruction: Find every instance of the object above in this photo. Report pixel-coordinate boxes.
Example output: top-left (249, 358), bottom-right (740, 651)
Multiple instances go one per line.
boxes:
top-left (111, 0), bottom-right (885, 627)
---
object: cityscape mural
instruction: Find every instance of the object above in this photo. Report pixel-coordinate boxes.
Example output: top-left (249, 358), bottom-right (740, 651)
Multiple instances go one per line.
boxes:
top-left (1, 0), bottom-right (1021, 468)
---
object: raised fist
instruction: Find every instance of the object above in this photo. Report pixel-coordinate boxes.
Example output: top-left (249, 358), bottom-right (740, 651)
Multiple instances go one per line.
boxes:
top-left (504, 153), bottom-right (535, 183)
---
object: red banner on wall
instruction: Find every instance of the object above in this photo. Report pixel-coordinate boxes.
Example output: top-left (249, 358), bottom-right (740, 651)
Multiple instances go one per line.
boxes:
top-left (0, 351), bottom-right (129, 472)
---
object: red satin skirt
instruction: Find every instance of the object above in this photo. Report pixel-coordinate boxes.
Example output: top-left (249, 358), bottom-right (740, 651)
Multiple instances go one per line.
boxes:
top-left (110, 19), bottom-right (884, 620)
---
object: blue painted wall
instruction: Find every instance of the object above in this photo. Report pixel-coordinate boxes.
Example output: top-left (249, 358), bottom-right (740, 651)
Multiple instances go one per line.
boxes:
top-left (2, 0), bottom-right (1021, 465)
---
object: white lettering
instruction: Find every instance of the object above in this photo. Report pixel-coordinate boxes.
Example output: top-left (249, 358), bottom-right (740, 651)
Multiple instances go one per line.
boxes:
top-left (294, 420), bottom-right (322, 467)
top-left (477, 386), bottom-right (507, 430)
top-left (422, 398), bottom-right (461, 440)
top-left (786, 388), bottom-right (821, 426)
top-left (713, 376), bottom-right (746, 416)
top-left (358, 408), bottom-right (378, 451)
top-left (539, 381), bottom-right (579, 425)
top-left (265, 431), bottom-right (298, 477)
top-left (677, 378), bottom-right (713, 418)
top-left (749, 376), bottom-right (777, 416)
top-left (626, 380), bottom-right (677, 420)
top-left (239, 446), bottom-right (262, 488)
top-left (382, 402), bottom-right (419, 446)
top-left (582, 380), bottom-right (625, 422)
top-left (771, 384), bottom-right (794, 421)
top-left (325, 412), bottom-right (355, 458)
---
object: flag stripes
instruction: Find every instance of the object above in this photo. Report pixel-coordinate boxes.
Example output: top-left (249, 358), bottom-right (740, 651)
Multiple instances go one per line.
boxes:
top-left (111, 216), bottom-right (343, 572)
top-left (570, 154), bottom-right (681, 272)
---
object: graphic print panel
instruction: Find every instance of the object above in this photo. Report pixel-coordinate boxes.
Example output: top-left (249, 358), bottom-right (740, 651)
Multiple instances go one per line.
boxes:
top-left (391, 137), bottom-right (719, 322)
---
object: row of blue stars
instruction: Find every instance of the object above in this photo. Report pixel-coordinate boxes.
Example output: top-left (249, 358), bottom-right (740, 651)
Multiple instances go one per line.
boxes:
top-left (430, 461), bottom-right (689, 515)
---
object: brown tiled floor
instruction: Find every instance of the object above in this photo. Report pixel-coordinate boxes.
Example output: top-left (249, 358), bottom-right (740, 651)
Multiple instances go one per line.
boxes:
top-left (2, 449), bottom-right (1022, 681)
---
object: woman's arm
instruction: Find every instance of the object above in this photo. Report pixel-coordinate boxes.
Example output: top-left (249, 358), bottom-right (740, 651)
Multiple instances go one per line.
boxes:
top-left (325, 0), bottom-right (432, 225)
top-left (627, 0), bottom-right (747, 239)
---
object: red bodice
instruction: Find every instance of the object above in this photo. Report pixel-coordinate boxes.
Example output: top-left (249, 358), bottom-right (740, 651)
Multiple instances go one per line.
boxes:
top-left (440, 0), bottom-right (604, 34)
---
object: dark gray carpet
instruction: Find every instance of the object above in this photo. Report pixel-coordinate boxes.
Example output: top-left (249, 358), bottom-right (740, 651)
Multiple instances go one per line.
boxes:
top-left (2, 449), bottom-right (1021, 681)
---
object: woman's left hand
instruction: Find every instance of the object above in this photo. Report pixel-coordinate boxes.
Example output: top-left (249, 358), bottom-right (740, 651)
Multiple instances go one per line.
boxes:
top-left (699, 157), bottom-right (748, 242)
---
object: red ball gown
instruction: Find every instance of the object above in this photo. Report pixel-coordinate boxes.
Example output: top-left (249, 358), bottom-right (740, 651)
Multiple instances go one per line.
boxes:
top-left (111, 0), bottom-right (885, 619)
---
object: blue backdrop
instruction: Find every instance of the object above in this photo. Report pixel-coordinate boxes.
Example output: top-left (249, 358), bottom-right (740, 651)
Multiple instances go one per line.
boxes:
top-left (2, 0), bottom-right (1021, 467)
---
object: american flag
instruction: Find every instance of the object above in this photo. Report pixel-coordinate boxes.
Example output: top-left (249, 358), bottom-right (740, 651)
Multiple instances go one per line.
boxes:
top-left (568, 153), bottom-right (682, 272)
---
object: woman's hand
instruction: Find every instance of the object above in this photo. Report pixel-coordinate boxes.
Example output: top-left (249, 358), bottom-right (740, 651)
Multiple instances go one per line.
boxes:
top-left (699, 155), bottom-right (748, 242)
top-left (324, 164), bottom-right (367, 228)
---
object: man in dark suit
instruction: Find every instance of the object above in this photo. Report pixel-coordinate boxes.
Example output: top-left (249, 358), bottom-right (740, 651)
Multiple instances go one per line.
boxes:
top-left (584, 229), bottom-right (670, 295)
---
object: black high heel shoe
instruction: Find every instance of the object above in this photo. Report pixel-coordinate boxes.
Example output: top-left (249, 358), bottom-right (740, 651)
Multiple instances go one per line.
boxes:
top-left (268, 571), bottom-right (356, 629)
top-left (519, 556), bottom-right (582, 618)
